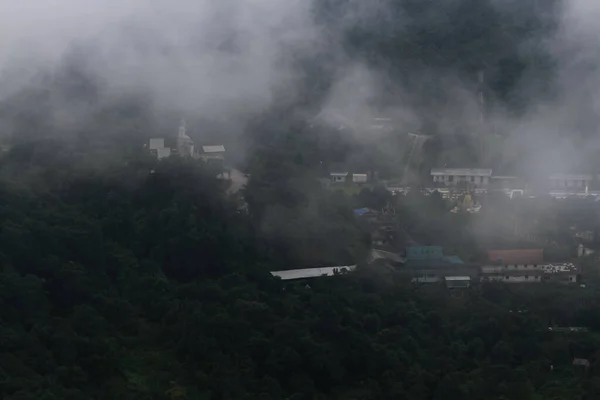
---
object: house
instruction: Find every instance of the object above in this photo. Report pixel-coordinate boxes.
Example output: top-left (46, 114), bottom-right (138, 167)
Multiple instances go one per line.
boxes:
top-left (481, 249), bottom-right (544, 283)
top-left (549, 174), bottom-right (592, 189)
top-left (431, 168), bottom-right (492, 186)
top-left (352, 173), bottom-right (368, 183)
top-left (330, 172), bottom-right (348, 183)
top-left (201, 145), bottom-right (226, 160)
top-left (149, 138), bottom-right (165, 150)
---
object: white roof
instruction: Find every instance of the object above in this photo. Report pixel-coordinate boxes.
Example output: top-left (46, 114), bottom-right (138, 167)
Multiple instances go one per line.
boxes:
top-left (149, 138), bottom-right (165, 150)
top-left (445, 276), bottom-right (471, 281)
top-left (270, 265), bottom-right (357, 280)
top-left (330, 172), bottom-right (349, 176)
top-left (353, 173), bottom-right (368, 177)
top-left (431, 168), bottom-right (492, 177)
top-left (202, 145), bottom-right (225, 153)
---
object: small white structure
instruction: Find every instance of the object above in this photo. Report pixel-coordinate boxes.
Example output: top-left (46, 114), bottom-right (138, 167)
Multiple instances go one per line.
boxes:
top-left (270, 265), bottom-right (357, 280)
top-left (352, 173), bottom-right (368, 183)
top-left (549, 174), bottom-right (592, 189)
top-left (330, 172), bottom-right (348, 183)
top-left (431, 168), bottom-right (492, 186)
top-left (445, 276), bottom-right (471, 288)
top-left (201, 145), bottom-right (226, 160)
top-left (157, 147), bottom-right (171, 159)
top-left (149, 138), bottom-right (165, 150)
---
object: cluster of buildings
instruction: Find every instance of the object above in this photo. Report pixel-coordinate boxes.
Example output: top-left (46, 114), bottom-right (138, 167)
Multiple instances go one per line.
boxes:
top-left (356, 207), bottom-right (582, 288)
top-left (147, 120), bottom-right (226, 169)
top-left (369, 245), bottom-right (580, 288)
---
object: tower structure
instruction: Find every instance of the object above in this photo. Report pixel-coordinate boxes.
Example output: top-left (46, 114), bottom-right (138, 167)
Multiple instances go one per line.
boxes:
top-left (176, 119), bottom-right (195, 158)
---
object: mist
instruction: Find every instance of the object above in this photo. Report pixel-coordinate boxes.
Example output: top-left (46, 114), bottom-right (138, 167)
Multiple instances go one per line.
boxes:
top-left (0, 0), bottom-right (321, 123)
top-left (1, 0), bottom-right (600, 179)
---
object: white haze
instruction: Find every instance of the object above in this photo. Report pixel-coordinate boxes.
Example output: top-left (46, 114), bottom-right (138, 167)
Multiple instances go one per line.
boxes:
top-left (0, 0), bottom-right (319, 119)
top-left (1, 0), bottom-right (600, 176)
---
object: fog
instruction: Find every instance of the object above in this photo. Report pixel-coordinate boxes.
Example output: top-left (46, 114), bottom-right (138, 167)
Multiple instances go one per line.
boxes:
top-left (1, 0), bottom-right (600, 177)
top-left (0, 0), bottom-right (319, 119)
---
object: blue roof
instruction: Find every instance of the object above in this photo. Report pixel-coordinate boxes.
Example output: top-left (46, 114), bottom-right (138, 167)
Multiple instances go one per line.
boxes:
top-left (444, 255), bottom-right (464, 264)
top-left (354, 208), bottom-right (378, 216)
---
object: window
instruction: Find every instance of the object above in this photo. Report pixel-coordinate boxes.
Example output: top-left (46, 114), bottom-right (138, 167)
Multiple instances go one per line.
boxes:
top-left (448, 176), bottom-right (454, 182)
top-left (525, 275), bottom-right (529, 279)
top-left (534, 264), bottom-right (537, 268)
top-left (505, 276), bottom-right (509, 280)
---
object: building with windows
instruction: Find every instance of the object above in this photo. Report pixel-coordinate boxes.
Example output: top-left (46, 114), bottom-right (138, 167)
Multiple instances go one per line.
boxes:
top-left (431, 168), bottom-right (492, 186)
top-left (548, 174), bottom-right (592, 189)
top-left (481, 249), bottom-right (579, 283)
top-left (481, 249), bottom-right (544, 283)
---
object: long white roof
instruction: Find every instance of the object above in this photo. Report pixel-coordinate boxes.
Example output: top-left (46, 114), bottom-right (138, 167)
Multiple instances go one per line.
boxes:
top-left (270, 265), bottom-right (357, 280)
top-left (202, 145), bottom-right (225, 153)
top-left (431, 168), bottom-right (492, 177)
top-left (445, 276), bottom-right (471, 281)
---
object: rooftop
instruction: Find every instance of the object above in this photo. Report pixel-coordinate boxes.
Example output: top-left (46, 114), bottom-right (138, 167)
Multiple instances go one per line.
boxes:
top-left (331, 172), bottom-right (349, 177)
top-left (445, 276), bottom-right (471, 281)
top-left (202, 145), bottom-right (225, 153)
top-left (270, 265), bottom-right (357, 280)
top-left (431, 168), bottom-right (492, 177)
top-left (488, 249), bottom-right (543, 265)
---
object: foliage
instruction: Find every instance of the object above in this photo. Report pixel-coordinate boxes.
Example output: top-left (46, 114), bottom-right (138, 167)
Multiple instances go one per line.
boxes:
top-left (1, 145), bottom-right (600, 399)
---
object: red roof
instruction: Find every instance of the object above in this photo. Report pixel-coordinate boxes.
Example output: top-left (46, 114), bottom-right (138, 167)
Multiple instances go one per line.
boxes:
top-left (487, 249), bottom-right (543, 265)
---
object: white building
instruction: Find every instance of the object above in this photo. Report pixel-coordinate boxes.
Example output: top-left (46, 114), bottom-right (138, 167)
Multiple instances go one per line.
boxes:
top-left (352, 173), bottom-right (368, 183)
top-left (149, 138), bottom-right (165, 150)
top-left (431, 168), bottom-right (492, 186)
top-left (548, 174), bottom-right (592, 189)
top-left (330, 172), bottom-right (348, 183)
top-left (200, 145), bottom-right (226, 161)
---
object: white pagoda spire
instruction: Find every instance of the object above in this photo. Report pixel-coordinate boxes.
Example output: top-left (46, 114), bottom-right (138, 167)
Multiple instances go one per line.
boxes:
top-left (178, 119), bottom-right (187, 138)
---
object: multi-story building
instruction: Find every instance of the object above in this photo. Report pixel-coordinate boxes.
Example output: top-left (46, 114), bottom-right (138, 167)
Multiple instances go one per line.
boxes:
top-left (548, 174), bottom-right (593, 190)
top-left (431, 168), bottom-right (492, 186)
top-left (481, 249), bottom-right (579, 283)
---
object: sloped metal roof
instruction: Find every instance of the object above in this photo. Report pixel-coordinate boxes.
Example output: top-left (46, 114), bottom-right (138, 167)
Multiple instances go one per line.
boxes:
top-left (270, 265), bottom-right (357, 280)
